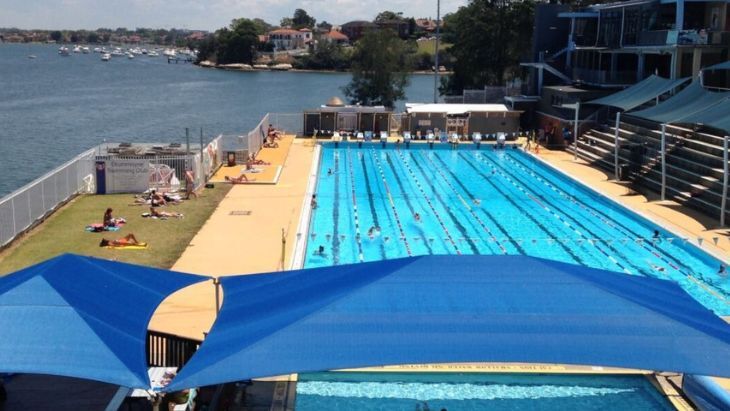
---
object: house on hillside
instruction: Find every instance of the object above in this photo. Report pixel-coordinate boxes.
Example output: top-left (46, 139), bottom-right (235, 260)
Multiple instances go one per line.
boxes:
top-left (415, 18), bottom-right (439, 32)
top-left (268, 28), bottom-right (312, 51)
top-left (340, 21), bottom-right (377, 42)
top-left (321, 30), bottom-right (349, 45)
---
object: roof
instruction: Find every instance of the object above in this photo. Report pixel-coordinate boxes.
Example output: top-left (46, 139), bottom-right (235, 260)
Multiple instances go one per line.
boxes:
top-left (406, 103), bottom-right (510, 115)
top-left (324, 31), bottom-right (349, 41)
top-left (166, 255), bottom-right (730, 390)
top-left (587, 75), bottom-right (690, 111)
top-left (629, 81), bottom-right (730, 125)
top-left (0, 254), bottom-right (206, 388)
top-left (341, 20), bottom-right (377, 28)
top-left (704, 61), bottom-right (730, 71)
top-left (269, 28), bottom-right (302, 35)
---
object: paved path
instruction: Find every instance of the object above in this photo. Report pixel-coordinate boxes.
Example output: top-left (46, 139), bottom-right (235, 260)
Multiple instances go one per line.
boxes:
top-left (149, 138), bottom-right (316, 339)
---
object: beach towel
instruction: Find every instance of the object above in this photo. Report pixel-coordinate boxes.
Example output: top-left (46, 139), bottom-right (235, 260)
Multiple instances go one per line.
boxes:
top-left (105, 242), bottom-right (148, 249)
top-left (85, 223), bottom-right (122, 232)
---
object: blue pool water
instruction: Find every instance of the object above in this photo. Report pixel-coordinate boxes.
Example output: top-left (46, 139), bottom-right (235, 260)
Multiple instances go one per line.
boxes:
top-left (295, 372), bottom-right (674, 410)
top-left (304, 143), bottom-right (730, 315)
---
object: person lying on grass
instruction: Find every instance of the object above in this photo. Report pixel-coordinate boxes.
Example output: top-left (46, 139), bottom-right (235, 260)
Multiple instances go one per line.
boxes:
top-left (148, 207), bottom-right (183, 219)
top-left (225, 174), bottom-right (256, 184)
top-left (99, 233), bottom-right (141, 247)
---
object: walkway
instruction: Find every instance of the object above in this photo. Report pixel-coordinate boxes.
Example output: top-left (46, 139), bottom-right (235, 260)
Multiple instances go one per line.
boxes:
top-left (149, 137), bottom-right (316, 339)
top-left (209, 136), bottom-right (294, 184)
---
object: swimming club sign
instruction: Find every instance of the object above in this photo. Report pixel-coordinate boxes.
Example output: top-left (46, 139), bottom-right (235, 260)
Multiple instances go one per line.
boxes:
top-left (96, 158), bottom-right (150, 194)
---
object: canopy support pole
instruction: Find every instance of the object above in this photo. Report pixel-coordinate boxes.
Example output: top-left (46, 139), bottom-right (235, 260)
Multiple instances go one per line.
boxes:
top-left (614, 112), bottom-right (621, 179)
top-left (722, 135), bottom-right (728, 227)
top-left (573, 102), bottom-right (580, 161)
top-left (214, 278), bottom-right (221, 314)
top-left (661, 124), bottom-right (666, 201)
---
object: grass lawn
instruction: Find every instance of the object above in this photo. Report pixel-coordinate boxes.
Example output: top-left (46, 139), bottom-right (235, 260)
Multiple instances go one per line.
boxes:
top-left (0, 185), bottom-right (231, 275)
top-left (416, 39), bottom-right (451, 55)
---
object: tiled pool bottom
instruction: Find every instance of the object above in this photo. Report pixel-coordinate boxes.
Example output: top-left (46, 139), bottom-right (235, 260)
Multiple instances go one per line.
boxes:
top-left (295, 372), bottom-right (674, 411)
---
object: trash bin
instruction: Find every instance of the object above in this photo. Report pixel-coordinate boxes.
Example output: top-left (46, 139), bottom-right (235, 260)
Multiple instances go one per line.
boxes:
top-left (226, 151), bottom-right (237, 167)
top-left (618, 163), bottom-right (631, 181)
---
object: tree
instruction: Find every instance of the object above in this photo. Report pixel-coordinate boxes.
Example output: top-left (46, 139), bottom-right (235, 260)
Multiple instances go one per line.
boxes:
top-left (440, 0), bottom-right (535, 95)
top-left (280, 17), bottom-right (294, 28)
top-left (292, 9), bottom-right (316, 29)
top-left (49, 31), bottom-right (62, 42)
top-left (317, 21), bottom-right (333, 31)
top-left (294, 41), bottom-right (350, 70)
top-left (87, 32), bottom-right (99, 43)
top-left (375, 11), bottom-right (403, 22)
top-left (343, 30), bottom-right (411, 108)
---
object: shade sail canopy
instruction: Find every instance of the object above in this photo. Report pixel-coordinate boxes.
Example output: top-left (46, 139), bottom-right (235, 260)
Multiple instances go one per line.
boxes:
top-left (704, 61), bottom-right (730, 71)
top-left (587, 75), bottom-right (689, 111)
top-left (675, 99), bottom-right (730, 135)
top-left (168, 255), bottom-right (730, 390)
top-left (629, 80), bottom-right (730, 124)
top-left (0, 254), bottom-right (207, 388)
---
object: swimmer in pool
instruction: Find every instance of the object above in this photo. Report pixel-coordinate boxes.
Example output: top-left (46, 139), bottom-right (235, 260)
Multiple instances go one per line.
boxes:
top-left (314, 245), bottom-right (326, 256)
top-left (719, 264), bottom-right (726, 276)
top-left (473, 199), bottom-right (481, 206)
top-left (414, 212), bottom-right (421, 223)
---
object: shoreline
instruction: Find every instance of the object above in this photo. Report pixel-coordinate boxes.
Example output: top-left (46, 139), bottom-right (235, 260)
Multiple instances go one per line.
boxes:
top-left (196, 62), bottom-right (452, 75)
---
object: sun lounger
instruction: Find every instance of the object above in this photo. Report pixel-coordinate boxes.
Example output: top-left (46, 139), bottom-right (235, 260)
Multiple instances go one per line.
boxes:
top-left (364, 131), bottom-right (373, 142)
top-left (357, 132), bottom-right (364, 140)
top-left (403, 131), bottom-right (412, 141)
top-left (439, 131), bottom-right (448, 143)
top-left (379, 131), bottom-right (388, 140)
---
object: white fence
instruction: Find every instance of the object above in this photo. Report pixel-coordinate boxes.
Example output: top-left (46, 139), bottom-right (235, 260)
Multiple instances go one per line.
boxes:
top-left (218, 113), bottom-right (302, 165)
top-left (0, 149), bottom-right (96, 247)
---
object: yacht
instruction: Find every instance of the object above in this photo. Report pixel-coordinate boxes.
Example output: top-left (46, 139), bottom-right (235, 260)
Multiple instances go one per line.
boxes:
top-left (72, 45), bottom-right (81, 53)
top-left (58, 47), bottom-right (70, 56)
top-left (163, 49), bottom-right (176, 58)
top-left (148, 51), bottom-right (159, 57)
top-left (127, 52), bottom-right (135, 59)
top-left (101, 53), bottom-right (111, 62)
top-left (111, 48), bottom-right (124, 57)
top-left (93, 47), bottom-right (102, 53)
top-left (82, 46), bottom-right (90, 54)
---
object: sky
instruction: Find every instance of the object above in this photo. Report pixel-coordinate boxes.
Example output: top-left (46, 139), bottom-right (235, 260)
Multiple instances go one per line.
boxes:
top-left (0, 0), bottom-right (469, 31)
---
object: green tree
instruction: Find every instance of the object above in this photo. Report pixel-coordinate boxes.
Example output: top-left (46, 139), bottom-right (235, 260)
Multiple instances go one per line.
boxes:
top-left (440, 0), bottom-right (535, 94)
top-left (292, 9), bottom-right (316, 29)
top-left (294, 41), bottom-right (350, 70)
top-left (49, 30), bottom-right (62, 42)
top-left (280, 17), bottom-right (294, 28)
top-left (87, 32), bottom-right (99, 43)
top-left (342, 30), bottom-right (411, 108)
top-left (374, 11), bottom-right (403, 22)
top-left (205, 19), bottom-right (260, 64)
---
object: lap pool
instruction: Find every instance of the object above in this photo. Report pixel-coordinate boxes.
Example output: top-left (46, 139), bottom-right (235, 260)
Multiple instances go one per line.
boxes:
top-left (304, 143), bottom-right (729, 315)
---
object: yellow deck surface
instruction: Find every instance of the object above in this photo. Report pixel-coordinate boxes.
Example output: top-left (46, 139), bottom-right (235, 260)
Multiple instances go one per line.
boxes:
top-left (209, 135), bottom-right (294, 184)
top-left (149, 138), bottom-right (315, 339)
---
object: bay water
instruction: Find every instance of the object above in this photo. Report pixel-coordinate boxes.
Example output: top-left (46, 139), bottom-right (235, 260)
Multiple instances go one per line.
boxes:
top-left (0, 43), bottom-right (435, 196)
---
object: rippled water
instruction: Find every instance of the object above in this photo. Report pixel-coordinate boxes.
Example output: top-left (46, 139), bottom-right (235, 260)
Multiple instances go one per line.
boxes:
top-left (0, 43), bottom-right (435, 196)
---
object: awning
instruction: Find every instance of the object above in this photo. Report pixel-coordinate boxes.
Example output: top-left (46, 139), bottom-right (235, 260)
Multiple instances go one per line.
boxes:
top-left (0, 254), bottom-right (207, 388)
top-left (628, 80), bottom-right (730, 124)
top-left (587, 75), bottom-right (690, 111)
top-left (703, 61), bottom-right (730, 71)
top-left (675, 99), bottom-right (730, 135)
top-left (167, 255), bottom-right (730, 390)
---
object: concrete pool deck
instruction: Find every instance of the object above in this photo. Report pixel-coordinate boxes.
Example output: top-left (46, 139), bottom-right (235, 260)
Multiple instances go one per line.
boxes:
top-left (149, 136), bottom-right (315, 339)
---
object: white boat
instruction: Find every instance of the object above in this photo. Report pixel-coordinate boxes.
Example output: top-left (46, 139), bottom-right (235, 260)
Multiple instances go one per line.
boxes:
top-left (148, 51), bottom-right (159, 57)
top-left (163, 49), bottom-right (176, 58)
top-left (82, 46), bottom-right (90, 54)
top-left (72, 45), bottom-right (81, 53)
top-left (58, 47), bottom-right (70, 56)
top-left (111, 48), bottom-right (124, 57)
top-left (101, 53), bottom-right (111, 61)
top-left (27, 55), bottom-right (37, 59)
top-left (93, 47), bottom-right (102, 53)
top-left (127, 53), bottom-right (135, 59)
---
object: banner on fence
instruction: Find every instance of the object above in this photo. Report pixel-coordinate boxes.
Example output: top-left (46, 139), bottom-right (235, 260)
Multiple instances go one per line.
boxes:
top-left (103, 158), bottom-right (151, 194)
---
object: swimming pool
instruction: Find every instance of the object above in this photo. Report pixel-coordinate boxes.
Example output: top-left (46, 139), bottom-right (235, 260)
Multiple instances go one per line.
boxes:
top-left (304, 143), bottom-right (729, 315)
top-left (295, 372), bottom-right (674, 410)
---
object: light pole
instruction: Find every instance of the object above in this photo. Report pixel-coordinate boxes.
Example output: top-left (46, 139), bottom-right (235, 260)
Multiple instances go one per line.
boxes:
top-left (433, 0), bottom-right (441, 103)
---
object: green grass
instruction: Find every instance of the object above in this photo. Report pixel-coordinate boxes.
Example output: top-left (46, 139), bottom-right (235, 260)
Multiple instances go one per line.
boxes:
top-left (416, 39), bottom-right (451, 55)
top-left (0, 185), bottom-right (231, 275)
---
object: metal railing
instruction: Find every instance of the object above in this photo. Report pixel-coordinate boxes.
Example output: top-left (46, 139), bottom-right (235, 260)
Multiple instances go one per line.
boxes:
top-left (0, 149), bottom-right (96, 248)
top-left (147, 330), bottom-right (201, 368)
top-left (217, 112), bottom-right (302, 165)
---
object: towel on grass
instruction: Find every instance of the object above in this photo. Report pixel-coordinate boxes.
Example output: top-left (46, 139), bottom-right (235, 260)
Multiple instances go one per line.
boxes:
top-left (105, 242), bottom-right (148, 249)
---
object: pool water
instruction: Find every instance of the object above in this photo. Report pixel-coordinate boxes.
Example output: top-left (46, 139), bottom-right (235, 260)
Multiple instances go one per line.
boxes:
top-left (295, 372), bottom-right (674, 410)
top-left (304, 143), bottom-right (729, 315)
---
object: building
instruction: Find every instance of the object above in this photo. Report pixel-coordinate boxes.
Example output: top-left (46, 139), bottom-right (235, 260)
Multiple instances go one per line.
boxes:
top-left (268, 28), bottom-right (312, 51)
top-left (321, 30), bottom-right (349, 45)
top-left (404, 103), bottom-right (522, 136)
top-left (415, 18), bottom-right (439, 32)
top-left (340, 21), bottom-right (377, 42)
top-left (303, 97), bottom-right (393, 136)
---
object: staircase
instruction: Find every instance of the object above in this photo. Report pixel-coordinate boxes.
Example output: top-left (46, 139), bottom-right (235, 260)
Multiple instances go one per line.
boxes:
top-left (566, 117), bottom-right (728, 221)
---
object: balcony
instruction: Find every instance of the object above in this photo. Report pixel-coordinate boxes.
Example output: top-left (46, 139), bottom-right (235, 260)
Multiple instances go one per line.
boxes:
top-left (572, 68), bottom-right (636, 86)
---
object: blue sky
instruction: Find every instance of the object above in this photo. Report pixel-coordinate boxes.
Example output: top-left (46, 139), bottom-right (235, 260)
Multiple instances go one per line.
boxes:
top-left (0, 0), bottom-right (468, 31)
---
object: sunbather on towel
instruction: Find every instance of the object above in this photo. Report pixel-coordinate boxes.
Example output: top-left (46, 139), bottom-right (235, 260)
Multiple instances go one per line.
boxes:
top-left (225, 175), bottom-right (255, 184)
top-left (99, 233), bottom-right (141, 247)
top-left (149, 207), bottom-right (183, 219)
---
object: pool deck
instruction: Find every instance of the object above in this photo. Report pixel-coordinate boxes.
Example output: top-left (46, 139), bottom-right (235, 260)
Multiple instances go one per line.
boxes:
top-left (209, 135), bottom-right (294, 184)
top-left (149, 136), bottom-right (316, 339)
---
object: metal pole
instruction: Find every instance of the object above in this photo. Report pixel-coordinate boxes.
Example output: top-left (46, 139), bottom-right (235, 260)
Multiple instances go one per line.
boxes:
top-left (213, 278), bottom-right (221, 314)
top-left (433, 0), bottom-right (441, 103)
top-left (573, 102), bottom-right (580, 161)
top-left (614, 111), bottom-right (621, 179)
top-left (722, 135), bottom-right (728, 226)
top-left (200, 127), bottom-right (205, 182)
top-left (660, 123), bottom-right (666, 200)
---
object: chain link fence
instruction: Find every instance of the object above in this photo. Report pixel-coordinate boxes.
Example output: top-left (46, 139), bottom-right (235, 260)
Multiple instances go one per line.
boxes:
top-left (0, 149), bottom-right (96, 247)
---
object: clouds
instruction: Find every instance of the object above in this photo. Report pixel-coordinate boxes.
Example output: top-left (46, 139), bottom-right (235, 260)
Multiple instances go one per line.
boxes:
top-left (0, 0), bottom-right (468, 31)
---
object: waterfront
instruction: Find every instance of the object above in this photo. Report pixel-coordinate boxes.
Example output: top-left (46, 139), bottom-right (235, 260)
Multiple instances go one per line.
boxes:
top-left (0, 43), bottom-right (435, 196)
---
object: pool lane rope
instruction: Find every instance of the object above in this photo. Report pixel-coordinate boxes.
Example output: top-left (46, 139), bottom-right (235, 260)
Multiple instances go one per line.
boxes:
top-left (346, 147), bottom-right (365, 262)
top-left (392, 150), bottom-right (461, 255)
top-left (473, 152), bottom-right (631, 275)
top-left (368, 147), bottom-right (413, 257)
top-left (503, 153), bottom-right (729, 305)
top-left (414, 150), bottom-right (508, 254)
